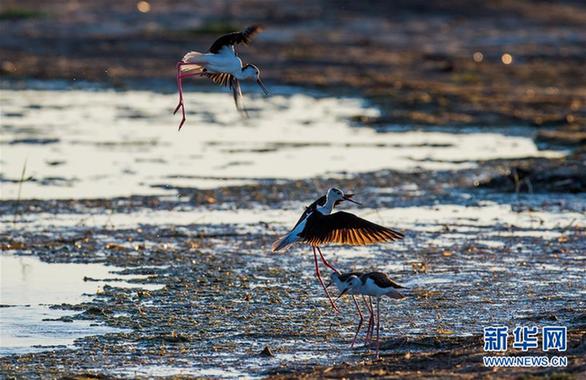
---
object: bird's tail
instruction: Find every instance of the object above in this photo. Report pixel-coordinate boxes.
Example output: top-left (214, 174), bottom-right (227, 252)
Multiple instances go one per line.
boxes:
top-left (182, 51), bottom-right (205, 63)
top-left (388, 279), bottom-right (405, 289)
top-left (385, 289), bottom-right (406, 300)
top-left (180, 52), bottom-right (206, 74)
top-left (271, 232), bottom-right (298, 252)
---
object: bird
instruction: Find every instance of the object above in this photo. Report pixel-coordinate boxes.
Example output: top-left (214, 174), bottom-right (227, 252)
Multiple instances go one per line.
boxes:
top-left (338, 272), bottom-right (405, 358)
top-left (271, 187), bottom-right (404, 312)
top-left (327, 271), bottom-right (370, 348)
top-left (174, 25), bottom-right (269, 130)
top-left (272, 188), bottom-right (359, 311)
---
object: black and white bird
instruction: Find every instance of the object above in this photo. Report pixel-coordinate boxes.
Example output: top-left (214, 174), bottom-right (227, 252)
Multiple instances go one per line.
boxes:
top-left (271, 188), bottom-right (404, 312)
top-left (338, 272), bottom-right (405, 357)
top-left (174, 25), bottom-right (269, 130)
top-left (327, 271), bottom-right (369, 348)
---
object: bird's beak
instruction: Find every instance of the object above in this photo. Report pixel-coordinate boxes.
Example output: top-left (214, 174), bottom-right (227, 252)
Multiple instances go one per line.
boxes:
top-left (337, 288), bottom-right (349, 300)
top-left (343, 193), bottom-right (361, 206)
top-left (256, 78), bottom-right (269, 96)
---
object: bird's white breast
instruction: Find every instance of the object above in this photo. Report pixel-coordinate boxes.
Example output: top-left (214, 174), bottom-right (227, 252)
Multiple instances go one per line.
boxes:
top-left (316, 203), bottom-right (333, 215)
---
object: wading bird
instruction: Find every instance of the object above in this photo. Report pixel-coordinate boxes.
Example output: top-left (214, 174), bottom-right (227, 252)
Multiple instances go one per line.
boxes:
top-left (338, 272), bottom-right (405, 358)
top-left (271, 188), bottom-right (404, 312)
top-left (328, 271), bottom-right (370, 347)
top-left (174, 25), bottom-right (269, 130)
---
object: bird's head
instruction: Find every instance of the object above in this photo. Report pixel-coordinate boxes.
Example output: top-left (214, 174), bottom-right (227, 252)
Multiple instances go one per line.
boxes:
top-left (337, 275), bottom-right (362, 299)
top-left (242, 64), bottom-right (269, 95)
top-left (326, 271), bottom-right (343, 290)
top-left (326, 187), bottom-right (361, 206)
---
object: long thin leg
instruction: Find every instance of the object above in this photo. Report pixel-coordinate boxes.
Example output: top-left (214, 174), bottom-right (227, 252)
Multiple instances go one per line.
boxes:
top-left (174, 62), bottom-right (190, 113)
top-left (179, 73), bottom-right (202, 80)
top-left (174, 64), bottom-right (182, 114)
top-left (376, 297), bottom-right (381, 359)
top-left (350, 295), bottom-right (363, 348)
top-left (174, 62), bottom-right (203, 130)
top-left (364, 296), bottom-right (374, 346)
top-left (313, 247), bottom-right (339, 313)
top-left (369, 297), bottom-right (376, 347)
top-left (316, 246), bottom-right (339, 274)
top-left (174, 62), bottom-right (187, 130)
top-left (175, 71), bottom-right (201, 114)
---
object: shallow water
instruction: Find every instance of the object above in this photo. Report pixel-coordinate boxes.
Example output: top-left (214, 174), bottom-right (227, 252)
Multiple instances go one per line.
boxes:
top-left (0, 86), bottom-right (562, 200)
top-left (0, 255), bottom-right (161, 355)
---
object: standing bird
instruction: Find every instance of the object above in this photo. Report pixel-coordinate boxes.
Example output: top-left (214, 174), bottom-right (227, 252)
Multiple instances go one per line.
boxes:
top-left (338, 272), bottom-right (405, 358)
top-left (174, 25), bottom-right (269, 130)
top-left (271, 188), bottom-right (404, 312)
top-left (327, 271), bottom-right (370, 348)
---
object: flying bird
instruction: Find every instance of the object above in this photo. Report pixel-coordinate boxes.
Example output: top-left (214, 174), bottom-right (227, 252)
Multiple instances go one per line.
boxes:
top-left (272, 188), bottom-right (404, 312)
top-left (174, 25), bottom-right (269, 130)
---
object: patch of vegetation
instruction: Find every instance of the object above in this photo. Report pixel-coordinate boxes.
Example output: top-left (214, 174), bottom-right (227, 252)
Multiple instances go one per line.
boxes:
top-left (0, 8), bottom-right (45, 21)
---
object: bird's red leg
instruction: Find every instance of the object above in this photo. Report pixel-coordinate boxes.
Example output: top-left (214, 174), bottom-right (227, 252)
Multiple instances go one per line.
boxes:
top-left (370, 298), bottom-right (376, 348)
top-left (364, 296), bottom-right (374, 346)
top-left (376, 297), bottom-right (381, 358)
top-left (313, 247), bottom-right (339, 313)
top-left (178, 73), bottom-right (201, 80)
top-left (174, 62), bottom-right (188, 113)
top-left (316, 246), bottom-right (340, 274)
top-left (362, 296), bottom-right (373, 345)
top-left (174, 62), bottom-right (187, 130)
top-left (350, 295), bottom-right (363, 348)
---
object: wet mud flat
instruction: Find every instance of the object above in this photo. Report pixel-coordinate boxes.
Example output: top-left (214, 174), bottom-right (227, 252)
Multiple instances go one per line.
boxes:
top-left (1, 164), bottom-right (585, 378)
top-left (0, 80), bottom-right (585, 377)
top-left (269, 330), bottom-right (586, 379)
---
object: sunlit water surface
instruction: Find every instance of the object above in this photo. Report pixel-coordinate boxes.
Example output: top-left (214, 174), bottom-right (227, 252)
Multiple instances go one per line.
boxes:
top-left (1, 86), bottom-right (562, 200)
top-left (0, 255), bottom-right (161, 355)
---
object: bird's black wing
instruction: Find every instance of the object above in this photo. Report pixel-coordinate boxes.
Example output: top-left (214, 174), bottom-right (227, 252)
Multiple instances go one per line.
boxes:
top-left (204, 73), bottom-right (247, 115)
top-left (290, 195), bottom-right (326, 230)
top-left (299, 211), bottom-right (404, 246)
top-left (338, 272), bottom-right (363, 282)
top-left (230, 76), bottom-right (247, 117)
top-left (205, 72), bottom-right (232, 87)
top-left (208, 25), bottom-right (263, 54)
top-left (363, 272), bottom-right (404, 289)
top-left (290, 192), bottom-right (353, 232)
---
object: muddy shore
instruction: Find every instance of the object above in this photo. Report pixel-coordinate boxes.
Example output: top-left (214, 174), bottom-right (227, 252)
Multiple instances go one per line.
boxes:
top-left (1, 1), bottom-right (585, 131)
top-left (2, 165), bottom-right (585, 378)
